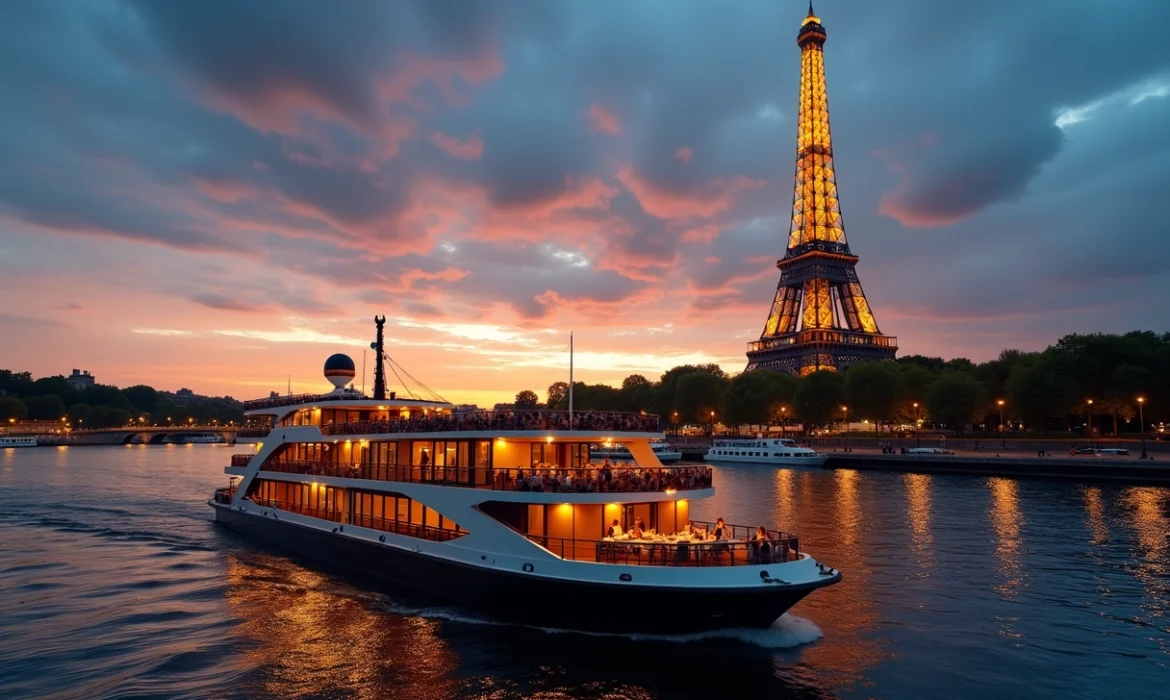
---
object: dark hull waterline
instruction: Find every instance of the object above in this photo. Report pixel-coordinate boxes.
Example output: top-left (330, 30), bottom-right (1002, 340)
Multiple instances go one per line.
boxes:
top-left (213, 506), bottom-right (840, 634)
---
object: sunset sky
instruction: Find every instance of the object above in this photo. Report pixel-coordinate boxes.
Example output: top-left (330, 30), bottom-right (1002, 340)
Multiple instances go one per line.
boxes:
top-left (2, 0), bottom-right (1169, 407)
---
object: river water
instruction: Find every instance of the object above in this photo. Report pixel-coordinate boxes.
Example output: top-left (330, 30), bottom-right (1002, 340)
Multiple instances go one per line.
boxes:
top-left (1, 445), bottom-right (1167, 700)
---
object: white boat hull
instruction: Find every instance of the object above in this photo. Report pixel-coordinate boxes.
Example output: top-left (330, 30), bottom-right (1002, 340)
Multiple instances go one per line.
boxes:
top-left (704, 452), bottom-right (829, 467)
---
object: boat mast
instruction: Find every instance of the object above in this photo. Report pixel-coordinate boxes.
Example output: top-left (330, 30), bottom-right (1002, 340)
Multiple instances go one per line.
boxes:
top-left (361, 349), bottom-right (367, 396)
top-left (372, 315), bottom-right (387, 400)
top-left (568, 331), bottom-right (574, 430)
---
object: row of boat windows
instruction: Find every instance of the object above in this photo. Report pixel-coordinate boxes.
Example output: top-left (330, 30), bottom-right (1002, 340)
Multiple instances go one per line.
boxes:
top-left (248, 478), bottom-right (465, 540)
top-left (706, 456), bottom-right (809, 461)
top-left (273, 440), bottom-right (594, 470)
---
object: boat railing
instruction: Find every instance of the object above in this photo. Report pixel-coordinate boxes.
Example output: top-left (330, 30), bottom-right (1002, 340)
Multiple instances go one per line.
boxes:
top-left (213, 487), bottom-right (235, 505)
top-left (320, 410), bottom-right (661, 437)
top-left (230, 453), bottom-right (253, 467)
top-left (259, 459), bottom-right (712, 494)
top-left (243, 391), bottom-right (367, 411)
top-left (238, 428), bottom-right (271, 438)
top-left (526, 523), bottom-right (799, 567)
top-left (248, 497), bottom-right (464, 541)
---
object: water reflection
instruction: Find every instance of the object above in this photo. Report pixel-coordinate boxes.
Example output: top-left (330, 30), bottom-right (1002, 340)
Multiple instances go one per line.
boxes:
top-left (903, 473), bottom-right (933, 569)
top-left (1082, 486), bottom-right (1109, 546)
top-left (833, 469), bottom-right (861, 545)
top-left (987, 477), bottom-right (1025, 600)
top-left (224, 553), bottom-right (460, 699)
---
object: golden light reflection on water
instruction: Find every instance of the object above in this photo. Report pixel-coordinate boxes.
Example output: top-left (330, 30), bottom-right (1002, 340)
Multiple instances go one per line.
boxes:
top-left (223, 554), bottom-right (460, 700)
top-left (1082, 487), bottom-right (1109, 546)
top-left (833, 469), bottom-right (861, 545)
top-left (774, 468), bottom-right (795, 521)
top-left (784, 467), bottom-right (891, 688)
top-left (903, 473), bottom-right (933, 567)
top-left (988, 477), bottom-right (1025, 600)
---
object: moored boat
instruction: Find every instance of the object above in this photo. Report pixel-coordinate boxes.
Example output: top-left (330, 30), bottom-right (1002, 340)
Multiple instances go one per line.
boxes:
top-left (705, 438), bottom-right (829, 466)
top-left (0, 436), bottom-right (37, 448)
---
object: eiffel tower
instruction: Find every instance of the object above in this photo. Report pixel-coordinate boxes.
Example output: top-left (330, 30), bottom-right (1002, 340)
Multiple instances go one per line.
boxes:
top-left (746, 3), bottom-right (897, 376)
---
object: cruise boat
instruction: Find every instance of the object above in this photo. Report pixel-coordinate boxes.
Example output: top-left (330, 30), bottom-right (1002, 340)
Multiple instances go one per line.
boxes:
top-left (0, 436), bottom-right (37, 448)
top-left (590, 440), bottom-right (683, 463)
top-left (705, 438), bottom-right (829, 467)
top-left (209, 319), bottom-right (840, 633)
top-left (179, 434), bottom-right (225, 444)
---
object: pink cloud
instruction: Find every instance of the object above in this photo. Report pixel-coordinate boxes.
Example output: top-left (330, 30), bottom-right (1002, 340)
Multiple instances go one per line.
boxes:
top-left (192, 176), bottom-right (260, 204)
top-left (681, 224), bottom-right (722, 243)
top-left (704, 256), bottom-right (722, 264)
top-left (674, 147), bottom-right (693, 163)
top-left (429, 132), bottom-right (484, 160)
top-left (586, 103), bottom-right (621, 135)
top-left (615, 166), bottom-right (765, 220)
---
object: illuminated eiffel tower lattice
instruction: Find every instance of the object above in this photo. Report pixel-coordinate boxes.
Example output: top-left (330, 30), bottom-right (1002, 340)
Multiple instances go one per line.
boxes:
top-left (745, 3), bottom-right (897, 376)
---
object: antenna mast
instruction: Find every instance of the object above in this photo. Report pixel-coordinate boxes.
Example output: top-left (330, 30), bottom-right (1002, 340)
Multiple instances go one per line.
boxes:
top-left (371, 316), bottom-right (387, 400)
top-left (568, 332), bottom-right (574, 430)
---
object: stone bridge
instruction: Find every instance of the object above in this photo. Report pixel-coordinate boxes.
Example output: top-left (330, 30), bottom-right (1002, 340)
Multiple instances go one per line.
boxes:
top-left (36, 426), bottom-right (238, 446)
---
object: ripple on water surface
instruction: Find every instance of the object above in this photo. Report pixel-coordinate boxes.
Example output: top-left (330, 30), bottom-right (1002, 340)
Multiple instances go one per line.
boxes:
top-left (0, 446), bottom-right (1168, 700)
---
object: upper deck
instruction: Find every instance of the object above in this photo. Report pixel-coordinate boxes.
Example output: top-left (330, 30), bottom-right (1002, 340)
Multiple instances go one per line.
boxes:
top-left (243, 398), bottom-right (663, 440)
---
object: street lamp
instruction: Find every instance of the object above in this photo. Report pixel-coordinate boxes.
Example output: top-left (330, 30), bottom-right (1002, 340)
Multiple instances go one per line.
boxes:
top-left (997, 399), bottom-right (1006, 450)
top-left (780, 406), bottom-right (788, 434)
top-left (841, 405), bottom-right (849, 452)
top-left (709, 410), bottom-right (716, 437)
top-left (1086, 399), bottom-right (1094, 448)
top-left (672, 411), bottom-right (678, 436)
top-left (1137, 397), bottom-right (1148, 460)
top-left (913, 402), bottom-right (920, 447)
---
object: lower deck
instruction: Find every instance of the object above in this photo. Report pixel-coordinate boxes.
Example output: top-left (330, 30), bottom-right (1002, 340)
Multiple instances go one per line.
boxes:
top-left (218, 479), bottom-right (798, 568)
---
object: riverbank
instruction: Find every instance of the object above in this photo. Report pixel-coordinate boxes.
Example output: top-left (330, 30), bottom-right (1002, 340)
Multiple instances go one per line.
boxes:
top-left (824, 451), bottom-right (1170, 485)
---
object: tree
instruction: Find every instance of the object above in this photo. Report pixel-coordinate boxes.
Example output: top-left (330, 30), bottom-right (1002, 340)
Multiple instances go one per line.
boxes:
top-left (621, 374), bottom-right (651, 391)
top-left (514, 390), bottom-right (539, 408)
top-left (619, 374), bottom-right (653, 413)
top-left (674, 372), bottom-right (728, 425)
top-left (1005, 355), bottom-right (1066, 434)
top-left (67, 403), bottom-right (95, 426)
top-left (896, 364), bottom-right (935, 423)
top-left (24, 395), bottom-right (67, 420)
top-left (0, 396), bottom-right (29, 421)
top-left (123, 385), bottom-right (160, 413)
top-left (660, 364), bottom-right (726, 385)
top-left (843, 362), bottom-right (901, 435)
top-left (572, 383), bottom-right (623, 410)
top-left (0, 370), bottom-right (34, 397)
top-left (927, 373), bottom-right (987, 435)
top-left (722, 371), bottom-right (797, 427)
top-left (545, 381), bottom-right (569, 409)
top-left (793, 371), bottom-right (844, 428)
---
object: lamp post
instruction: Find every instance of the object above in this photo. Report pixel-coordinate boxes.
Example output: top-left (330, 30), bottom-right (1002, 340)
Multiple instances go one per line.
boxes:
top-left (841, 405), bottom-right (849, 452)
top-left (913, 402), bottom-right (920, 447)
top-left (781, 406), bottom-right (788, 434)
top-left (1086, 399), bottom-right (1094, 448)
top-left (1137, 397), bottom-right (1148, 460)
top-left (709, 410), bottom-right (716, 437)
top-left (672, 411), bottom-right (678, 436)
top-left (997, 399), bottom-right (1006, 450)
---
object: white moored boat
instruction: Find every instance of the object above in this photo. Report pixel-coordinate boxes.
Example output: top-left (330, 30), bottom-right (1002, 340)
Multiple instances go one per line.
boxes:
top-left (0, 436), bottom-right (37, 448)
top-left (705, 438), bottom-right (829, 466)
top-left (590, 440), bottom-right (682, 463)
top-left (209, 319), bottom-right (840, 633)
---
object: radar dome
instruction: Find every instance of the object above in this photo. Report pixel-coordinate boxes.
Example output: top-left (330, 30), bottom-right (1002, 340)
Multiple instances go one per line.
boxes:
top-left (323, 353), bottom-right (356, 390)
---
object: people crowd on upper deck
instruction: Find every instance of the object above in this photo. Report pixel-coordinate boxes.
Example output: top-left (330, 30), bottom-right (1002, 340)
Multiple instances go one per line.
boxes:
top-left (322, 409), bottom-right (660, 436)
top-left (500, 460), bottom-right (711, 493)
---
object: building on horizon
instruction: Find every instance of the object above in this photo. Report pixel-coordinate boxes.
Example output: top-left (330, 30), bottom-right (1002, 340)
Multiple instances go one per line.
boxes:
top-left (66, 369), bottom-right (96, 391)
top-left (746, 4), bottom-right (897, 376)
